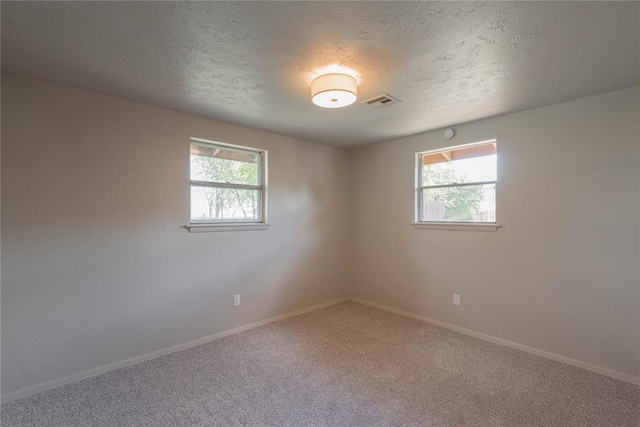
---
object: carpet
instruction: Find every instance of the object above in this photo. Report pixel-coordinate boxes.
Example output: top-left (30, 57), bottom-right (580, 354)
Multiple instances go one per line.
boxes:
top-left (2, 301), bottom-right (638, 426)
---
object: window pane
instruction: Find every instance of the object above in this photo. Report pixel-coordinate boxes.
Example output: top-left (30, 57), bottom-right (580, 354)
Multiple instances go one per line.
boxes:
top-left (421, 183), bottom-right (496, 222)
top-left (190, 144), bottom-right (260, 185)
top-left (422, 154), bottom-right (496, 186)
top-left (191, 186), bottom-right (260, 222)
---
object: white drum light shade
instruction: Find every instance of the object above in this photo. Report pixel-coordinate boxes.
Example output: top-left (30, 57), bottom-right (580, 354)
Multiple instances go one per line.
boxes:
top-left (311, 73), bottom-right (357, 108)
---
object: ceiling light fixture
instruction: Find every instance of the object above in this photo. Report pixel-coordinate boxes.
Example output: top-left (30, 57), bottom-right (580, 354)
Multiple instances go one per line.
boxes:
top-left (311, 73), bottom-right (357, 108)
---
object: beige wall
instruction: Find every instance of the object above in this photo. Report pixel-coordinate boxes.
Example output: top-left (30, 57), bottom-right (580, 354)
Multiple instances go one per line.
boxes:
top-left (350, 86), bottom-right (640, 378)
top-left (2, 76), bottom-right (638, 398)
top-left (1, 76), bottom-right (350, 394)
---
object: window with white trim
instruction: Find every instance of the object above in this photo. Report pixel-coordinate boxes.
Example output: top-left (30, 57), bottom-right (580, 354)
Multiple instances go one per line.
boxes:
top-left (190, 138), bottom-right (266, 224)
top-left (416, 140), bottom-right (497, 224)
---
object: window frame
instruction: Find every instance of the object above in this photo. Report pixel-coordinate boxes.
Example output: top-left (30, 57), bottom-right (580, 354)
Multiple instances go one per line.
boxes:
top-left (413, 139), bottom-right (500, 231)
top-left (187, 137), bottom-right (268, 232)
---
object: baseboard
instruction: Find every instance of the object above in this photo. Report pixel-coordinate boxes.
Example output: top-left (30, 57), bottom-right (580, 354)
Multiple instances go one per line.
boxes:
top-left (5, 295), bottom-right (636, 403)
top-left (349, 297), bottom-right (640, 386)
top-left (1, 296), bottom-right (349, 404)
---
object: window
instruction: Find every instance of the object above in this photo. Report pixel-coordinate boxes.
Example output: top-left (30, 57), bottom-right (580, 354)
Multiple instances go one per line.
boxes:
top-left (416, 140), bottom-right (497, 228)
top-left (189, 138), bottom-right (267, 230)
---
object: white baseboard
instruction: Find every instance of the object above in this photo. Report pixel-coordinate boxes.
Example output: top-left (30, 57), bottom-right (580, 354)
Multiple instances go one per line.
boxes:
top-left (349, 297), bottom-right (640, 386)
top-left (4, 295), bottom-right (636, 404)
top-left (1, 297), bottom-right (349, 404)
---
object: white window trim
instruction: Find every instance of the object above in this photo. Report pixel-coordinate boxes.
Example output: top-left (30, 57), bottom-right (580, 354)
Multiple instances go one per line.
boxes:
top-left (414, 139), bottom-right (500, 231)
top-left (186, 223), bottom-right (270, 233)
top-left (188, 138), bottom-right (268, 232)
top-left (412, 222), bottom-right (500, 232)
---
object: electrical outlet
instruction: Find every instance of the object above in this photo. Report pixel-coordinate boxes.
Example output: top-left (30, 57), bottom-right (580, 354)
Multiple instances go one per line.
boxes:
top-left (453, 294), bottom-right (460, 306)
top-left (234, 294), bottom-right (241, 307)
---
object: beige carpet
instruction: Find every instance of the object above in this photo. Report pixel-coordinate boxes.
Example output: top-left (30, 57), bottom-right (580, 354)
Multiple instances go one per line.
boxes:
top-left (2, 301), bottom-right (638, 426)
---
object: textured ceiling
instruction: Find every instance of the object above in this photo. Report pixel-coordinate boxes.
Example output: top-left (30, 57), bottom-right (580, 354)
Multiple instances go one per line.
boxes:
top-left (2, 1), bottom-right (638, 148)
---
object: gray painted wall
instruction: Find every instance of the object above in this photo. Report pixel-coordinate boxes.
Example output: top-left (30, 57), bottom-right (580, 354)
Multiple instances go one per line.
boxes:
top-left (350, 86), bottom-right (640, 378)
top-left (1, 76), bottom-right (350, 394)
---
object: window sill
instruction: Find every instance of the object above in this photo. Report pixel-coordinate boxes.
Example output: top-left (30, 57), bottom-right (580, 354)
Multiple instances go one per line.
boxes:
top-left (412, 222), bottom-right (501, 232)
top-left (186, 223), bottom-right (270, 233)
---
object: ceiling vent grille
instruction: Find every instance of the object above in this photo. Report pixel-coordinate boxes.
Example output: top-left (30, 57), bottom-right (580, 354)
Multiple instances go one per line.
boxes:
top-left (362, 93), bottom-right (401, 107)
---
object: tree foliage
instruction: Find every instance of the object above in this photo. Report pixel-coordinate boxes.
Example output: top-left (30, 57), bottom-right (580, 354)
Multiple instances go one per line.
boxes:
top-left (192, 155), bottom-right (258, 219)
top-left (423, 162), bottom-right (483, 221)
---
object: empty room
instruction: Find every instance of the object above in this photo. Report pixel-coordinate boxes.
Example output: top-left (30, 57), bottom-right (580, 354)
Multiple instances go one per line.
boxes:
top-left (1, 1), bottom-right (639, 426)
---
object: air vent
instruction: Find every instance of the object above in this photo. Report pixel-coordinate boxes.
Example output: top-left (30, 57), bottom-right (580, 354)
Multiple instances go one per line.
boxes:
top-left (362, 93), bottom-right (401, 107)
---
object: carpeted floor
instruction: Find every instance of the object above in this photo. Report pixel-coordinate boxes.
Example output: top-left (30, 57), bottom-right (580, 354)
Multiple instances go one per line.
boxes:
top-left (2, 301), bottom-right (639, 426)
